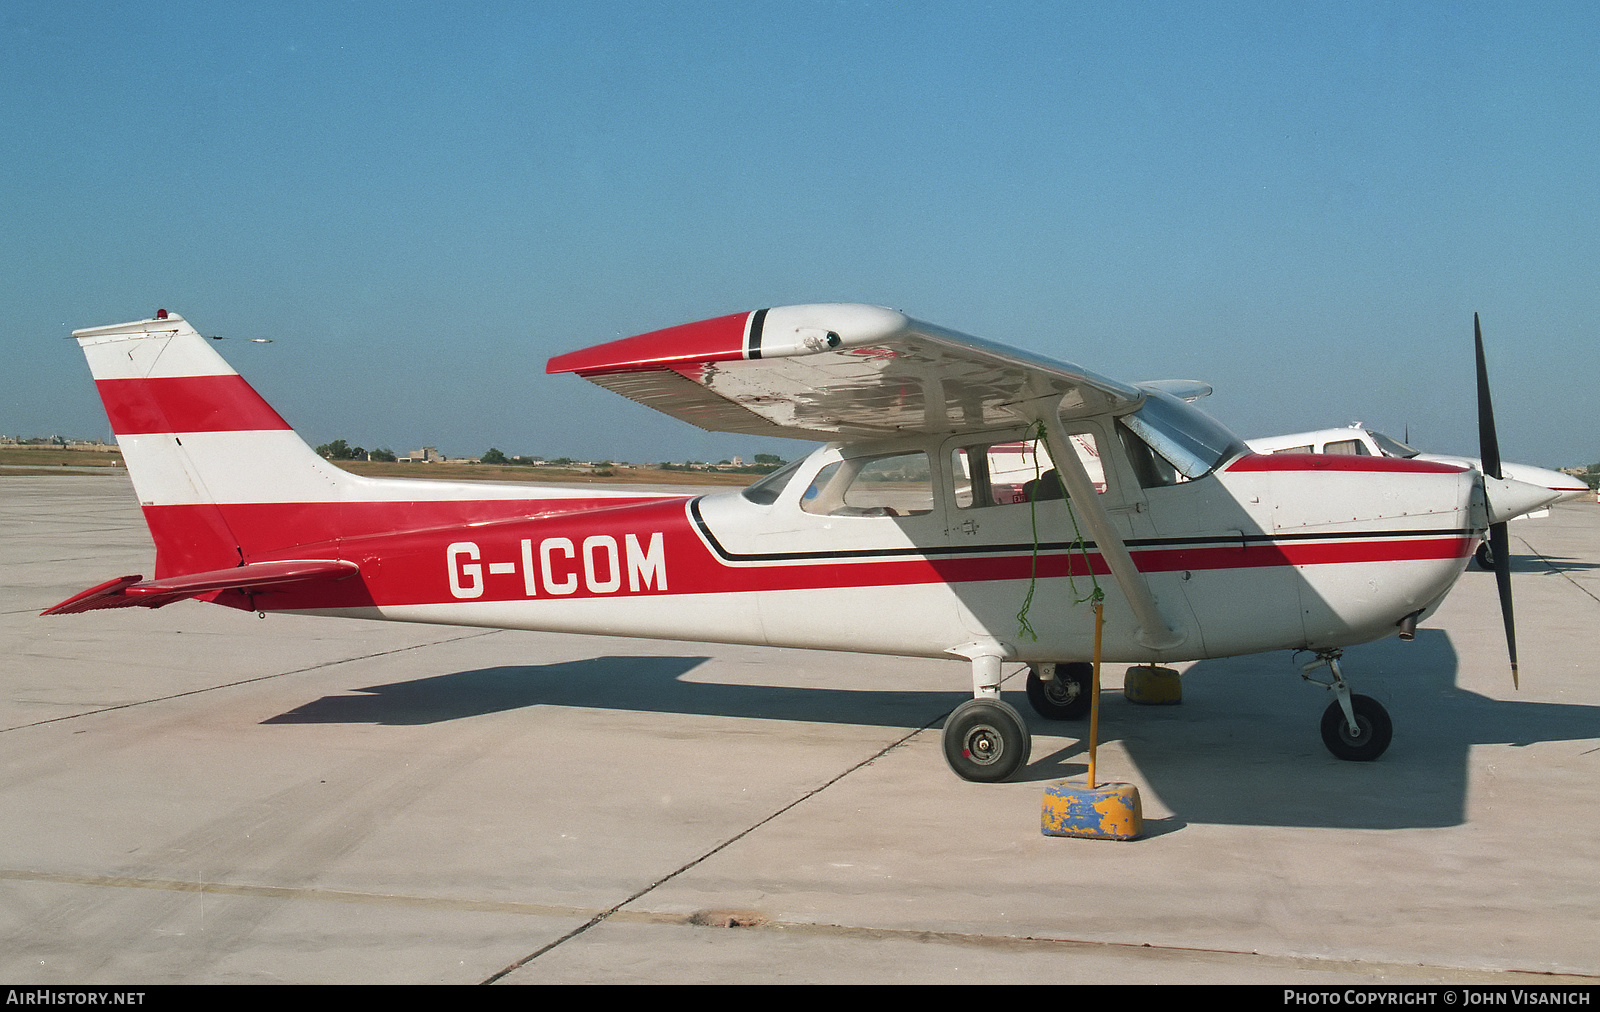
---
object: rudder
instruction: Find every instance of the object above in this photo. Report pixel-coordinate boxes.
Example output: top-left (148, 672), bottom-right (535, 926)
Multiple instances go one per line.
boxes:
top-left (74, 311), bottom-right (354, 577)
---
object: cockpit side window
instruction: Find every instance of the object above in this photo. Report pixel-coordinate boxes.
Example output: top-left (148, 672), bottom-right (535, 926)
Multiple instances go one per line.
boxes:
top-left (951, 434), bottom-right (1106, 508)
top-left (1116, 422), bottom-right (1182, 488)
top-left (1119, 389), bottom-right (1248, 479)
top-left (1368, 431), bottom-right (1420, 458)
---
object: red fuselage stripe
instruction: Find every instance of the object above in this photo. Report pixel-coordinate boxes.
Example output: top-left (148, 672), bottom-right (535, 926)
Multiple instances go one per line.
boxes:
top-left (138, 498), bottom-right (1471, 610)
top-left (1227, 452), bottom-right (1465, 474)
top-left (96, 376), bottom-right (292, 435)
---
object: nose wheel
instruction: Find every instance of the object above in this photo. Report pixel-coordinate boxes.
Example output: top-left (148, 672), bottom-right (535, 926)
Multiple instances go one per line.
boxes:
top-left (1319, 694), bottom-right (1393, 761)
top-left (1302, 650), bottom-right (1393, 761)
top-left (1474, 540), bottom-right (1495, 570)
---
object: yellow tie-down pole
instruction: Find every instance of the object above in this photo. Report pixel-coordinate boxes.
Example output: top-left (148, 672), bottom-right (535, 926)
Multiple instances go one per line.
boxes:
top-left (1041, 602), bottom-right (1143, 840)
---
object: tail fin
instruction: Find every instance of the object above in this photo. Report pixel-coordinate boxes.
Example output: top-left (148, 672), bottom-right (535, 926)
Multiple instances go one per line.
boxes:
top-left (74, 311), bottom-right (356, 578)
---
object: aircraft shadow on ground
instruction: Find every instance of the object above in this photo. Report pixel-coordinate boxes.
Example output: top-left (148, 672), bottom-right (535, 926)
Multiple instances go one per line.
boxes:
top-left (1500, 554), bottom-right (1600, 575)
top-left (261, 655), bottom-right (966, 730)
top-left (262, 631), bottom-right (1599, 831)
top-left (1038, 629), bottom-right (1600, 830)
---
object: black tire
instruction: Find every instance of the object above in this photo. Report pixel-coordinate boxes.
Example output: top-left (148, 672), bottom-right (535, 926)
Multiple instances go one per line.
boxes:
top-left (1473, 541), bottom-right (1495, 571)
top-left (942, 698), bottom-right (1032, 783)
top-left (1320, 695), bottom-right (1393, 761)
top-left (1025, 663), bottom-right (1092, 720)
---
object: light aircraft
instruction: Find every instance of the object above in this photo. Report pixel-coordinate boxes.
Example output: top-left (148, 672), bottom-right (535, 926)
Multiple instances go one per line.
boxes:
top-left (1244, 426), bottom-right (1588, 570)
top-left (45, 306), bottom-right (1560, 782)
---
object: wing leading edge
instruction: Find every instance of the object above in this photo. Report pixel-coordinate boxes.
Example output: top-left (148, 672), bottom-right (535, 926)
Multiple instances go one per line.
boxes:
top-left (547, 304), bottom-right (1145, 439)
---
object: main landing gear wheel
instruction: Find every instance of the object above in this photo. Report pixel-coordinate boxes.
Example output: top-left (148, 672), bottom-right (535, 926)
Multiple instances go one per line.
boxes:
top-left (1319, 694), bottom-right (1393, 762)
top-left (1025, 663), bottom-right (1092, 720)
top-left (942, 698), bottom-right (1032, 783)
top-left (1474, 541), bottom-right (1495, 571)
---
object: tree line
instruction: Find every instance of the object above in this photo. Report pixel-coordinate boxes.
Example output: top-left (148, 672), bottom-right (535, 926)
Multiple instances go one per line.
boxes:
top-left (317, 440), bottom-right (787, 472)
top-left (314, 439), bottom-right (395, 462)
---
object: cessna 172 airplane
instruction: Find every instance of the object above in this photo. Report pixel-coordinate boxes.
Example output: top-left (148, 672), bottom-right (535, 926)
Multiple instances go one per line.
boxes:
top-left (1244, 426), bottom-right (1588, 570)
top-left (45, 306), bottom-right (1559, 782)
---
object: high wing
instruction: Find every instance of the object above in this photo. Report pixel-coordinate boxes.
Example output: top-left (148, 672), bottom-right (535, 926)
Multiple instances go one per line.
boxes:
top-left (547, 304), bottom-right (1145, 438)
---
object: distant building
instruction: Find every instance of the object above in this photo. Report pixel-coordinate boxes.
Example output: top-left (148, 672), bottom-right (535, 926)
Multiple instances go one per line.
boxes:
top-left (2, 437), bottom-right (119, 452)
top-left (400, 446), bottom-right (440, 463)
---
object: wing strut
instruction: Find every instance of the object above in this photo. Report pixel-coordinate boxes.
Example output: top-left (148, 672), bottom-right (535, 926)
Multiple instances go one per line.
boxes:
top-left (1033, 399), bottom-right (1185, 651)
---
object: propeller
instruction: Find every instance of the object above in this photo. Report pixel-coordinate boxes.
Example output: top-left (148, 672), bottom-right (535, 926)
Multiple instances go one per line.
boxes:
top-left (1474, 313), bottom-right (1519, 689)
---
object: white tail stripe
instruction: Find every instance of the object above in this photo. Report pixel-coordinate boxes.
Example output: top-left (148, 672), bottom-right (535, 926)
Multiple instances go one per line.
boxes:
top-left (119, 430), bottom-right (666, 507)
top-left (74, 314), bottom-right (241, 381)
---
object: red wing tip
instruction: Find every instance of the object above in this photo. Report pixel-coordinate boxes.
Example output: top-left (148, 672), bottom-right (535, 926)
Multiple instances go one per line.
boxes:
top-left (547, 312), bottom-right (754, 376)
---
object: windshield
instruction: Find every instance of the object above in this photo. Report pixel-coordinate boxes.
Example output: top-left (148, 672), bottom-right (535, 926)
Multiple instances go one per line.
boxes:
top-left (740, 457), bottom-right (806, 505)
top-left (1367, 431), bottom-right (1420, 459)
top-left (1120, 389), bottom-right (1249, 479)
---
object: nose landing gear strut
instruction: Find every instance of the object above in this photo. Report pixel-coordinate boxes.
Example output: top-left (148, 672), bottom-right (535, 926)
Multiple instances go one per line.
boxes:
top-left (1301, 649), bottom-right (1393, 761)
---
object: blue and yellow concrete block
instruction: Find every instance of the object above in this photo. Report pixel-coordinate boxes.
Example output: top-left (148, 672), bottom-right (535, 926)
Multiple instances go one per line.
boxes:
top-left (1041, 782), bottom-right (1143, 840)
top-left (1123, 664), bottom-right (1181, 705)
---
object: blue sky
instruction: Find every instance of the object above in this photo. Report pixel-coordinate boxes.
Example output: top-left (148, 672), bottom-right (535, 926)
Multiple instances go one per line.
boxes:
top-left (3, 2), bottom-right (1596, 467)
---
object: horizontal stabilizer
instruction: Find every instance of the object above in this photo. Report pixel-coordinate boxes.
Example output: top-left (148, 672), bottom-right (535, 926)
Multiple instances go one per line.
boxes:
top-left (43, 560), bottom-right (360, 615)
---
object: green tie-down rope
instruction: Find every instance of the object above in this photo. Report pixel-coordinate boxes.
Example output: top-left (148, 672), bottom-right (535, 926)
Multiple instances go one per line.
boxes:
top-left (1016, 420), bottom-right (1105, 642)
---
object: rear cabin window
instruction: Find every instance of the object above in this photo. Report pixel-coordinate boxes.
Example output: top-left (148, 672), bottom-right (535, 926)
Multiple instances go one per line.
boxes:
top-left (1323, 439), bottom-right (1369, 455)
top-left (800, 452), bottom-right (934, 517)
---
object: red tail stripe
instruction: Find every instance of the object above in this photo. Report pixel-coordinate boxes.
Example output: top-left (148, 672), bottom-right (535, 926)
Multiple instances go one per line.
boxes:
top-left (96, 375), bottom-right (292, 435)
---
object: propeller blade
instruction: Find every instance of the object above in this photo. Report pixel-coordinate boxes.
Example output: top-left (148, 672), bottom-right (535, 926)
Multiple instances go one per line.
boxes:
top-left (1474, 313), bottom-right (1503, 481)
top-left (1475, 314), bottom-right (1518, 689)
top-left (1490, 521), bottom-right (1518, 689)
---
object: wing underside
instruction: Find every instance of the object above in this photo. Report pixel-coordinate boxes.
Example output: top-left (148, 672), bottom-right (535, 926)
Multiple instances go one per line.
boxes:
top-left (548, 304), bottom-right (1145, 439)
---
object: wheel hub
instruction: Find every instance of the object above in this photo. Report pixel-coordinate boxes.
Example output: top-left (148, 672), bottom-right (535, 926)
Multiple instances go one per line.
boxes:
top-left (1045, 679), bottom-right (1077, 705)
top-left (962, 724), bottom-right (1004, 765)
top-left (1337, 718), bottom-right (1371, 745)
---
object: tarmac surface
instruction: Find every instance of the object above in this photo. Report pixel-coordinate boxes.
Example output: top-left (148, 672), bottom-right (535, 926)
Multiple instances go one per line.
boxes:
top-left (2, 472), bottom-right (1597, 984)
